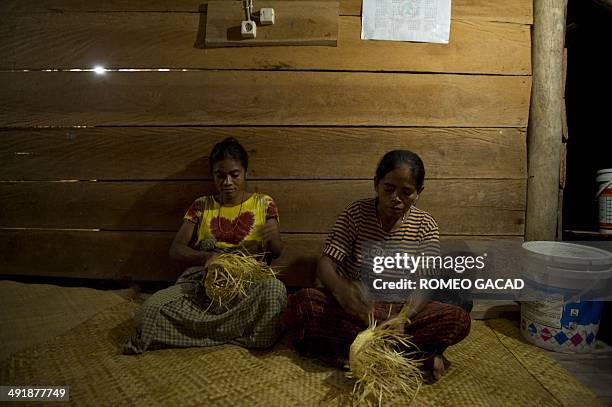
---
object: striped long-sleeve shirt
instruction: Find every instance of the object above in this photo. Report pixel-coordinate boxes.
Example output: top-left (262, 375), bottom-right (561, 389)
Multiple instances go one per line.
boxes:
top-left (323, 197), bottom-right (439, 280)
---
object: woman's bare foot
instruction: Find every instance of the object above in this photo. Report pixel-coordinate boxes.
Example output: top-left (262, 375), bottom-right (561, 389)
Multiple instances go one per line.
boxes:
top-left (432, 354), bottom-right (446, 381)
top-left (421, 353), bottom-right (449, 382)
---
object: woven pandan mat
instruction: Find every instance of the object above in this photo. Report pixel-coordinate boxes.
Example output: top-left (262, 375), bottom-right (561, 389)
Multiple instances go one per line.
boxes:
top-left (0, 301), bottom-right (602, 406)
top-left (0, 281), bottom-right (131, 362)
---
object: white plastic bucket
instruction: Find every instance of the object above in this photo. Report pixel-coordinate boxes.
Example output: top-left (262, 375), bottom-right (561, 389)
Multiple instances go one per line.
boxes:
top-left (596, 169), bottom-right (612, 234)
top-left (520, 241), bottom-right (612, 353)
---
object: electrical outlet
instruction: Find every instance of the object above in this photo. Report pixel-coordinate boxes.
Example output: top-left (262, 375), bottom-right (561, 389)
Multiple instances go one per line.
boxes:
top-left (241, 20), bottom-right (257, 38)
top-left (260, 8), bottom-right (275, 25)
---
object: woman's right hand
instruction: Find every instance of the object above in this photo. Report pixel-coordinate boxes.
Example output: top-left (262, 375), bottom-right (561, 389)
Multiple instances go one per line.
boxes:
top-left (316, 255), bottom-right (372, 324)
top-left (332, 280), bottom-right (373, 325)
top-left (169, 221), bottom-right (211, 266)
top-left (203, 252), bottom-right (219, 269)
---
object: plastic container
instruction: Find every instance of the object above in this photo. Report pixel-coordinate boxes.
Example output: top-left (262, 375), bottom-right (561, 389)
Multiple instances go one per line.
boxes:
top-left (596, 168), bottom-right (612, 234)
top-left (520, 241), bottom-right (612, 353)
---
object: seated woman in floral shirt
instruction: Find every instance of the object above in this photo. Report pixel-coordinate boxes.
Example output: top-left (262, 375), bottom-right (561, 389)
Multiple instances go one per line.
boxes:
top-left (124, 137), bottom-right (286, 354)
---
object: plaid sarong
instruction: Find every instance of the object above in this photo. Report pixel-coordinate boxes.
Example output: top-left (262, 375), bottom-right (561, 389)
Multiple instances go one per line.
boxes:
top-left (123, 267), bottom-right (287, 354)
top-left (282, 288), bottom-right (471, 368)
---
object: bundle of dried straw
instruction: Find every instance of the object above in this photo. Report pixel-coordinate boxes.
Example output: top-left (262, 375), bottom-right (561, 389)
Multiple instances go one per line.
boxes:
top-left (204, 252), bottom-right (276, 309)
top-left (347, 304), bottom-right (423, 406)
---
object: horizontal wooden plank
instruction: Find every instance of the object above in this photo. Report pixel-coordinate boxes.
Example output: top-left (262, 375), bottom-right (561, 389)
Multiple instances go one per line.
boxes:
top-left (0, 13), bottom-right (531, 74)
top-left (0, 180), bottom-right (526, 235)
top-left (0, 229), bottom-right (320, 283)
top-left (0, 72), bottom-right (531, 127)
top-left (0, 127), bottom-right (527, 181)
top-left (205, 2), bottom-right (338, 48)
top-left (0, 230), bottom-right (521, 284)
top-left (0, 0), bottom-right (533, 23)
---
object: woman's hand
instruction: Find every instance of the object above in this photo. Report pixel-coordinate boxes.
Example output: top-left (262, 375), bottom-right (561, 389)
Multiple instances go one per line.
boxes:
top-left (255, 219), bottom-right (284, 258)
top-left (203, 252), bottom-right (219, 269)
top-left (405, 293), bottom-right (428, 320)
top-left (256, 221), bottom-right (279, 242)
top-left (169, 221), bottom-right (218, 266)
top-left (200, 252), bottom-right (220, 283)
top-left (316, 255), bottom-right (372, 325)
top-left (333, 280), bottom-right (373, 325)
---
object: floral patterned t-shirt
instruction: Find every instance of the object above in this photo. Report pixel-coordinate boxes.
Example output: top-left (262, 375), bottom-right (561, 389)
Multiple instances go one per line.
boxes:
top-left (183, 192), bottom-right (279, 254)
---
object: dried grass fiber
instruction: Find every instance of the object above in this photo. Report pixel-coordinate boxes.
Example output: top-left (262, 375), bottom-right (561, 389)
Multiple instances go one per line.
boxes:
top-left (204, 253), bottom-right (276, 309)
top-left (348, 305), bottom-right (423, 405)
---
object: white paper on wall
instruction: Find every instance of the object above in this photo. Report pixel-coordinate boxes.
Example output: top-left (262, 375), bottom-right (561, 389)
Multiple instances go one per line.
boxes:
top-left (361, 0), bottom-right (452, 44)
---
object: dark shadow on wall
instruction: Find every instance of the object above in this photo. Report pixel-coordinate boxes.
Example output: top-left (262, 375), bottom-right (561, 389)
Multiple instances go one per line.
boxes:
top-left (194, 6), bottom-right (208, 49)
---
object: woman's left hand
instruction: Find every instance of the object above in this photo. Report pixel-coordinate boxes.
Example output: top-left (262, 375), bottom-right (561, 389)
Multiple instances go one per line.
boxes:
top-left (255, 222), bottom-right (280, 242)
top-left (255, 219), bottom-right (284, 258)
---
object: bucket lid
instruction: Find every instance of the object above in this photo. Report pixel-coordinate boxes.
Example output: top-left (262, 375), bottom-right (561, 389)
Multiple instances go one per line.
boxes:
top-left (597, 168), bottom-right (612, 177)
top-left (522, 241), bottom-right (612, 270)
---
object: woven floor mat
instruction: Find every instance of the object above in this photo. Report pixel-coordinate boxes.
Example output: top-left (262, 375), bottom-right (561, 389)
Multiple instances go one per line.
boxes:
top-left (0, 280), bottom-right (134, 362)
top-left (0, 301), bottom-right (602, 406)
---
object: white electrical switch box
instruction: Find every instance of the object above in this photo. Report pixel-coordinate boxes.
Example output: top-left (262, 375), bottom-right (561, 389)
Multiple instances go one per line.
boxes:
top-left (260, 8), bottom-right (275, 25)
top-left (241, 20), bottom-right (257, 38)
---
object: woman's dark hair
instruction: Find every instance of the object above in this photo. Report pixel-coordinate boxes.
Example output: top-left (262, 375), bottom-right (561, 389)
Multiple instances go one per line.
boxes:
top-left (375, 150), bottom-right (425, 190)
top-left (209, 137), bottom-right (249, 173)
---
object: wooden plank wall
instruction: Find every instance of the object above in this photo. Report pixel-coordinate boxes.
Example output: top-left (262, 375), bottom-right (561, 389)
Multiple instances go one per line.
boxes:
top-left (0, 0), bottom-right (532, 284)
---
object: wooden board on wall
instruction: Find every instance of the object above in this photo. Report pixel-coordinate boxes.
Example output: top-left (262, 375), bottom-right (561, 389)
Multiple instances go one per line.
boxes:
top-left (0, 230), bottom-right (522, 284)
top-left (0, 230), bottom-right (325, 284)
top-left (0, 0), bottom-right (533, 24)
top-left (205, 1), bottom-right (338, 48)
top-left (0, 180), bottom-right (526, 235)
top-left (0, 72), bottom-right (531, 127)
top-left (0, 231), bottom-right (327, 285)
top-left (0, 127), bottom-right (526, 181)
top-left (0, 14), bottom-right (531, 74)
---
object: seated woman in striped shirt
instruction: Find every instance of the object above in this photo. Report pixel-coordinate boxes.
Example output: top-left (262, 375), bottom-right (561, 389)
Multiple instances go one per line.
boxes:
top-left (283, 150), bottom-right (471, 380)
